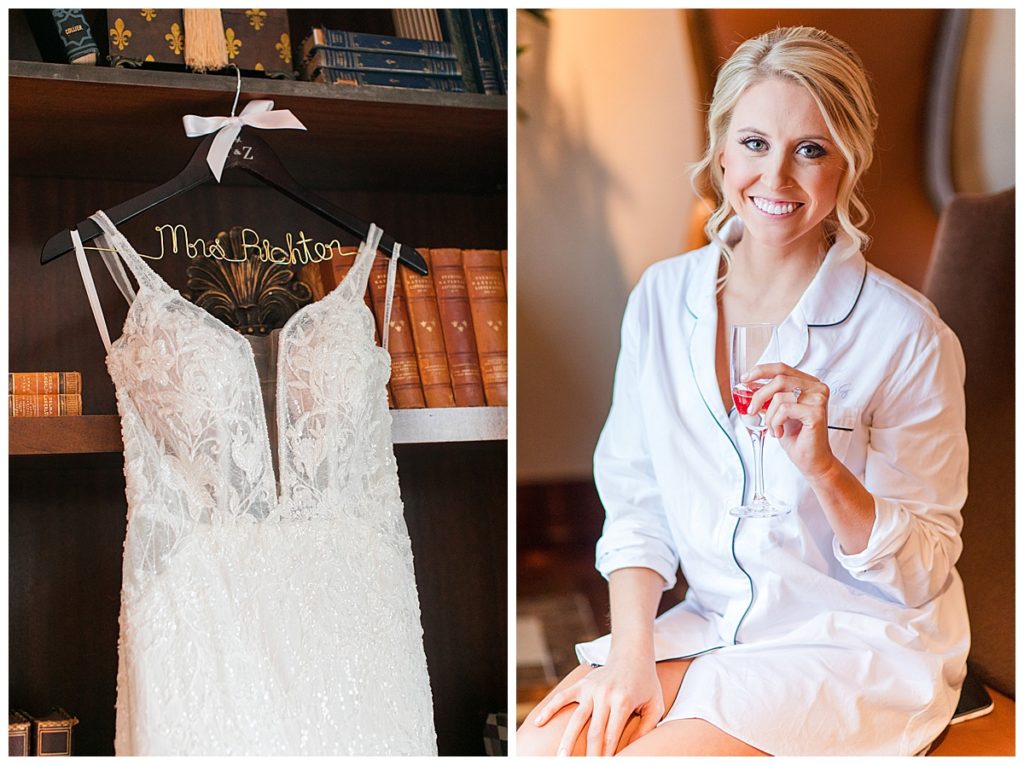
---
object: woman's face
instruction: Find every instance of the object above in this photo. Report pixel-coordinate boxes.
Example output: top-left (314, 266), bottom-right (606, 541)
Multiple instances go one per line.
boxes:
top-left (718, 77), bottom-right (846, 258)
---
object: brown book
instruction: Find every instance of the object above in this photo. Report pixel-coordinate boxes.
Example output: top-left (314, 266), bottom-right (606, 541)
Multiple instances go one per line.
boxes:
top-left (9, 710), bottom-right (31, 756)
top-left (31, 708), bottom-right (78, 757)
top-left (462, 249), bottom-right (508, 406)
top-left (9, 394), bottom-right (83, 417)
top-left (401, 250), bottom-right (456, 408)
top-left (9, 371), bottom-right (81, 395)
top-left (429, 248), bottom-right (486, 406)
top-left (369, 259), bottom-right (426, 409)
top-left (501, 249), bottom-right (508, 289)
top-left (298, 260), bottom-right (327, 301)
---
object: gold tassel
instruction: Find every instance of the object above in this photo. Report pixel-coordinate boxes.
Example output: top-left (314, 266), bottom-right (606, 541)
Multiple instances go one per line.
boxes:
top-left (183, 8), bottom-right (228, 73)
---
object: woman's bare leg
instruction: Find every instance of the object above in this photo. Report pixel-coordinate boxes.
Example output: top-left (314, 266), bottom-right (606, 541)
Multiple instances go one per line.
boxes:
top-left (516, 660), bottom-right (691, 756)
top-left (616, 717), bottom-right (769, 756)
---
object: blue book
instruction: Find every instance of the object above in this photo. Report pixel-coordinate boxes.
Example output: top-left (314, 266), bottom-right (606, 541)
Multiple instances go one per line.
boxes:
top-left (301, 27), bottom-right (455, 63)
top-left (314, 67), bottom-right (465, 93)
top-left (303, 47), bottom-right (461, 80)
top-left (50, 9), bottom-right (98, 64)
top-left (466, 10), bottom-right (502, 95)
top-left (485, 9), bottom-right (508, 94)
top-left (438, 9), bottom-right (481, 93)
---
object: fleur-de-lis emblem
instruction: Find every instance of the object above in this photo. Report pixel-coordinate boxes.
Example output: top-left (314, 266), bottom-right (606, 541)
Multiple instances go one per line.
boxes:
top-left (225, 27), bottom-right (242, 59)
top-left (451, 320), bottom-right (467, 333)
top-left (245, 9), bottom-right (267, 30)
top-left (390, 320), bottom-right (405, 333)
top-left (165, 22), bottom-right (183, 55)
top-left (140, 9), bottom-right (157, 22)
top-left (420, 321), bottom-right (436, 333)
top-left (487, 319), bottom-right (503, 332)
top-left (275, 33), bottom-right (291, 64)
top-left (109, 18), bottom-right (132, 51)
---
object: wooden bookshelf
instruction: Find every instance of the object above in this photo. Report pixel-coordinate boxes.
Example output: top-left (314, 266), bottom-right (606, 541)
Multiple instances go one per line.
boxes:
top-left (9, 407), bottom-right (508, 455)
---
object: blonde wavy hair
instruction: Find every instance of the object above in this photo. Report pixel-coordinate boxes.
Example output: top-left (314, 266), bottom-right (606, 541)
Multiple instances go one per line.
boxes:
top-left (690, 26), bottom-right (879, 289)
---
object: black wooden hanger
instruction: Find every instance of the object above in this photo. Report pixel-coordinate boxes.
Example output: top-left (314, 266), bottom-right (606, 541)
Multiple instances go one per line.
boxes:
top-left (40, 80), bottom-right (427, 273)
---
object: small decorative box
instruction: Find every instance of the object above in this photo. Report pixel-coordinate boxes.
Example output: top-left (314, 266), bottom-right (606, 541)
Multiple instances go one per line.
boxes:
top-left (106, 9), bottom-right (294, 78)
top-left (32, 709), bottom-right (79, 757)
top-left (9, 710), bottom-right (31, 756)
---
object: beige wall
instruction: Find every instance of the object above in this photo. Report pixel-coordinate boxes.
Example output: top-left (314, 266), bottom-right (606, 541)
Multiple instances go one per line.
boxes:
top-left (516, 8), bottom-right (1014, 483)
top-left (517, 9), bottom-right (701, 482)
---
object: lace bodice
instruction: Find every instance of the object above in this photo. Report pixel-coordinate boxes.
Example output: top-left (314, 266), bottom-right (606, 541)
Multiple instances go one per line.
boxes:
top-left (73, 211), bottom-right (435, 755)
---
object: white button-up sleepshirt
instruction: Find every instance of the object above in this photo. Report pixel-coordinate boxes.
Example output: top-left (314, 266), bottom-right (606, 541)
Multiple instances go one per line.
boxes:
top-left (576, 218), bottom-right (970, 756)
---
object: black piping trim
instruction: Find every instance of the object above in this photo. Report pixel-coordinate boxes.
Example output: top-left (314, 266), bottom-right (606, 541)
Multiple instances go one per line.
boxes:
top-left (827, 425), bottom-right (854, 432)
top-left (685, 321), bottom-right (753, 647)
top-left (806, 260), bottom-right (868, 328)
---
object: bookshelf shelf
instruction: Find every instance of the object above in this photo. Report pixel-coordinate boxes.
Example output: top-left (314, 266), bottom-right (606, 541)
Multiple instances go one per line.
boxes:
top-left (8, 61), bottom-right (506, 192)
top-left (9, 407), bottom-right (508, 455)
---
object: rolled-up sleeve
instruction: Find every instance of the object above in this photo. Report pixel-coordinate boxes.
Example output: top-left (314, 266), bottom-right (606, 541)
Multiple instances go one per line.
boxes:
top-left (593, 279), bottom-right (679, 590)
top-left (834, 325), bottom-right (968, 608)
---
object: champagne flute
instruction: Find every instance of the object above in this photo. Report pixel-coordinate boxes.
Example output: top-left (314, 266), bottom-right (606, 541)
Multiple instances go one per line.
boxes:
top-left (729, 324), bottom-right (791, 518)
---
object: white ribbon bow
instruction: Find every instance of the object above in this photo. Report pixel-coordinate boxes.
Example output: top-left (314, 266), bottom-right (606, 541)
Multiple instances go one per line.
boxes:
top-left (182, 99), bottom-right (306, 182)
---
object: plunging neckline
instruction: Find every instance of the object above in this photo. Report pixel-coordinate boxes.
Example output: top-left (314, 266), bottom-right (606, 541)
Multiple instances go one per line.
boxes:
top-left (92, 214), bottom-right (382, 507)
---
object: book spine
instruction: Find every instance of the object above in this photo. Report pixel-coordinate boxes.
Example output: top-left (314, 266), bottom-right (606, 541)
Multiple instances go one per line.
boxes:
top-left (462, 250), bottom-right (508, 406)
top-left (303, 47), bottom-right (460, 78)
top-left (466, 10), bottom-right (502, 95)
top-left (9, 394), bottom-right (83, 417)
top-left (369, 260), bottom-right (426, 409)
top-left (302, 27), bottom-right (455, 61)
top-left (9, 371), bottom-right (82, 395)
top-left (393, 10), bottom-right (442, 42)
top-left (402, 250), bottom-right (456, 408)
top-left (50, 9), bottom-right (98, 64)
top-left (501, 249), bottom-right (508, 290)
top-left (438, 9), bottom-right (481, 94)
top-left (314, 67), bottom-right (464, 92)
top-left (430, 249), bottom-right (487, 407)
top-left (485, 9), bottom-right (508, 94)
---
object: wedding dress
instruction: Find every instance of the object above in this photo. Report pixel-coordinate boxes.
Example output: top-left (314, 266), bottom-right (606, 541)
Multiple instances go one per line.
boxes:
top-left (72, 210), bottom-right (436, 755)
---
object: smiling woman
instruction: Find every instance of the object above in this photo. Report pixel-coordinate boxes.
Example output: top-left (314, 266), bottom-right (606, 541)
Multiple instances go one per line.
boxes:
top-left (518, 25), bottom-right (970, 757)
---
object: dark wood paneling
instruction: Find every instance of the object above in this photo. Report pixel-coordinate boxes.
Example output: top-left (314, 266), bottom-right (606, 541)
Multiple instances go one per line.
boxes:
top-left (9, 453), bottom-right (127, 756)
top-left (398, 441), bottom-right (508, 755)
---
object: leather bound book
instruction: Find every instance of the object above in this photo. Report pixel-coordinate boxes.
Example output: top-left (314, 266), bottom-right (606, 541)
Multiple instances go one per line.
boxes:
top-left (462, 249), bottom-right (508, 406)
top-left (369, 259), bottom-right (426, 409)
top-left (9, 371), bottom-right (81, 395)
top-left (401, 250), bottom-right (456, 408)
top-left (9, 394), bottom-right (83, 417)
top-left (31, 708), bottom-right (78, 757)
top-left (501, 249), bottom-right (508, 289)
top-left (9, 710), bottom-right (31, 756)
top-left (429, 248), bottom-right (486, 406)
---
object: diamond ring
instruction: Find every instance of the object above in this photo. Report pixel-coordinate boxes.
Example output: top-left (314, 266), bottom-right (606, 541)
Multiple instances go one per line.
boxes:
top-left (792, 386), bottom-right (803, 404)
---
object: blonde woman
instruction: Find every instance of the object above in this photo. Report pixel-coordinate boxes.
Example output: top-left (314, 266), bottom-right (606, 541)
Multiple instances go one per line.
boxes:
top-left (518, 26), bottom-right (968, 756)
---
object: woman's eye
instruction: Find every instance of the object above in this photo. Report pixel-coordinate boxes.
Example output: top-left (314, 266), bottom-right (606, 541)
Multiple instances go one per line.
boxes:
top-left (741, 137), bottom-right (768, 152)
top-left (797, 143), bottom-right (827, 159)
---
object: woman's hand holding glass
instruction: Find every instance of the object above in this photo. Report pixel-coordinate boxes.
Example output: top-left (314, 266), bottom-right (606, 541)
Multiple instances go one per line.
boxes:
top-left (744, 362), bottom-right (838, 482)
top-left (532, 654), bottom-right (663, 756)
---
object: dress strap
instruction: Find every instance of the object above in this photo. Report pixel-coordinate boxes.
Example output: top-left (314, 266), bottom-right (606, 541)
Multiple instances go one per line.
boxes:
top-left (71, 227), bottom-right (115, 353)
top-left (382, 240), bottom-right (402, 353)
top-left (89, 210), bottom-right (161, 291)
top-left (94, 232), bottom-right (137, 304)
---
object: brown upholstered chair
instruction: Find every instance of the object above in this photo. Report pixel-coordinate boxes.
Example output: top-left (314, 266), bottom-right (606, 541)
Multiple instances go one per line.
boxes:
top-left (922, 188), bottom-right (1015, 755)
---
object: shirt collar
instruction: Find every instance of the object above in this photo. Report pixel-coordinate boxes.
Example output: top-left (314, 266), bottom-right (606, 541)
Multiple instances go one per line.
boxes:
top-left (684, 216), bottom-right (867, 327)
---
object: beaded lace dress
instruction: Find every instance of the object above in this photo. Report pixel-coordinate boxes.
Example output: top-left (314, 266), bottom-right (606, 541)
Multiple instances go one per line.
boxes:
top-left (72, 211), bottom-right (436, 755)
